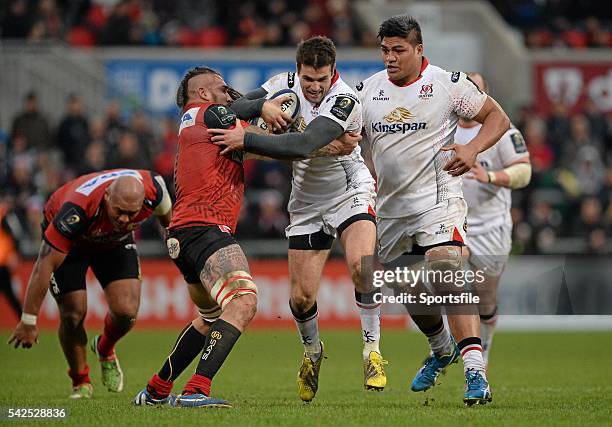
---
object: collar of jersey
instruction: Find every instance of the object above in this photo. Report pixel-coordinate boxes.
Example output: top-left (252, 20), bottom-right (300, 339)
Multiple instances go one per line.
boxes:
top-left (388, 57), bottom-right (429, 88)
top-left (183, 101), bottom-right (211, 111)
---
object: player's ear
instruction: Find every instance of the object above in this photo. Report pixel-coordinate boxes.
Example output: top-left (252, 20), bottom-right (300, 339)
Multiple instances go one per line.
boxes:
top-left (198, 86), bottom-right (209, 102)
top-left (415, 43), bottom-right (424, 56)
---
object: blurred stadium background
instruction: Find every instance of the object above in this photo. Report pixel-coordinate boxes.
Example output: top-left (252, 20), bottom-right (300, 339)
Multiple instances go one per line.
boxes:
top-left (0, 0), bottom-right (611, 332)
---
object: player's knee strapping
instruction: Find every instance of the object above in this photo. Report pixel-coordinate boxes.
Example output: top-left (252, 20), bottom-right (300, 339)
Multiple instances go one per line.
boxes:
top-left (210, 271), bottom-right (257, 310)
top-left (424, 246), bottom-right (463, 272)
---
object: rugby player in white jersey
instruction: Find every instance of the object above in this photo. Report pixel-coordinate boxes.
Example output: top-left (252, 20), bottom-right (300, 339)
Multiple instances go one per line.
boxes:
top-left (357, 15), bottom-right (510, 405)
top-left (210, 36), bottom-right (387, 402)
top-left (455, 72), bottom-right (531, 367)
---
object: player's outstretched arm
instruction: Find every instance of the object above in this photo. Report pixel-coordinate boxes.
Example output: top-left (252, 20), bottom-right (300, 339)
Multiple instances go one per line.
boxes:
top-left (468, 157), bottom-right (531, 189)
top-left (228, 87), bottom-right (268, 119)
top-left (8, 241), bottom-right (66, 349)
top-left (230, 87), bottom-right (292, 132)
top-left (210, 116), bottom-right (357, 160)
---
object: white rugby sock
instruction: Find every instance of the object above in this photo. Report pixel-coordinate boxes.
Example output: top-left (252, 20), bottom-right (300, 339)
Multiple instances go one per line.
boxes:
top-left (425, 320), bottom-right (454, 356)
top-left (459, 338), bottom-right (486, 375)
top-left (291, 301), bottom-right (322, 361)
top-left (355, 290), bottom-right (382, 359)
top-left (479, 316), bottom-right (497, 366)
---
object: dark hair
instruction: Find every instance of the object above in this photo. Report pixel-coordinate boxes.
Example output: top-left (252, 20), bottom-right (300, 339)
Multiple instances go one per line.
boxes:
top-left (176, 66), bottom-right (221, 109)
top-left (296, 36), bottom-right (336, 71)
top-left (377, 15), bottom-right (423, 46)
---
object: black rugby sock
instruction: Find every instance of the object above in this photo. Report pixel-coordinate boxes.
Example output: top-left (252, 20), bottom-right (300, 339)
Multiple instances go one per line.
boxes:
top-left (195, 319), bottom-right (241, 380)
top-left (158, 322), bottom-right (207, 382)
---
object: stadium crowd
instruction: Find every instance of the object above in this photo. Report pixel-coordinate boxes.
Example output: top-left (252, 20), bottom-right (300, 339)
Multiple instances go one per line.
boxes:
top-left (490, 0), bottom-right (612, 48)
top-left (0, 0), bottom-right (374, 47)
top-left (1, 0), bottom-right (611, 49)
top-left (0, 90), bottom-right (610, 254)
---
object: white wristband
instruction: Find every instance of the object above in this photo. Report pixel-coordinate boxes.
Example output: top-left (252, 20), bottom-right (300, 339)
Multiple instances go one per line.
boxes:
top-left (21, 313), bottom-right (37, 326)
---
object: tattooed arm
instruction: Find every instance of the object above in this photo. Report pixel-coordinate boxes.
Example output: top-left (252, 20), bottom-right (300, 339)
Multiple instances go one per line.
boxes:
top-left (8, 241), bottom-right (66, 349)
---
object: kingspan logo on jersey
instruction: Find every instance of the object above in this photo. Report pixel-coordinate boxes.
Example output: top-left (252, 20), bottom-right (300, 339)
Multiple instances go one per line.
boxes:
top-left (371, 107), bottom-right (427, 134)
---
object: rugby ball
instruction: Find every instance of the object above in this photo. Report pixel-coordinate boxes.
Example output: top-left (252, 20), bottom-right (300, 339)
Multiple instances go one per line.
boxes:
top-left (251, 88), bottom-right (300, 134)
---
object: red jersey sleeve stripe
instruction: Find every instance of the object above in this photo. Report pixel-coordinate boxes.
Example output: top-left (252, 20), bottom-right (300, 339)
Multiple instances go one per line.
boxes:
top-left (44, 224), bottom-right (72, 253)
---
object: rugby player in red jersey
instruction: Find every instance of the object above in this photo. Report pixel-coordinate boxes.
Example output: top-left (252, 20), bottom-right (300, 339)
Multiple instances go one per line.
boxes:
top-left (133, 66), bottom-right (359, 408)
top-left (8, 169), bottom-right (172, 399)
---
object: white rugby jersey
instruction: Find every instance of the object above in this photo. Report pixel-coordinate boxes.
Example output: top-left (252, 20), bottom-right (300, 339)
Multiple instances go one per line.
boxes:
top-left (358, 59), bottom-right (487, 218)
top-left (455, 123), bottom-right (529, 235)
top-left (262, 72), bottom-right (374, 203)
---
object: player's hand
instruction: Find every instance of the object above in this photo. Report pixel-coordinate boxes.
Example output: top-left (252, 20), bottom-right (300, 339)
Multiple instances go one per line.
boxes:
top-left (328, 131), bottom-right (362, 156)
top-left (261, 96), bottom-right (292, 133)
top-left (8, 321), bottom-right (39, 349)
top-left (441, 143), bottom-right (478, 176)
top-left (466, 161), bottom-right (489, 183)
top-left (210, 118), bottom-right (246, 155)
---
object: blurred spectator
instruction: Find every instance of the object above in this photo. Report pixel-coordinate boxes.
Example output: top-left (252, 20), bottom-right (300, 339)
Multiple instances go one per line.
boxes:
top-left (1, 0), bottom-right (31, 38)
top-left (98, 1), bottom-right (132, 45)
top-left (32, 0), bottom-right (62, 40)
top-left (103, 100), bottom-right (127, 157)
top-left (57, 94), bottom-right (91, 171)
top-left (256, 190), bottom-right (289, 238)
top-left (0, 196), bottom-right (23, 319)
top-left (10, 91), bottom-right (52, 153)
top-left (571, 145), bottom-right (605, 197)
top-left (574, 197), bottom-right (604, 236)
top-left (524, 117), bottom-right (554, 173)
top-left (130, 110), bottom-right (155, 167)
top-left (79, 141), bottom-right (107, 175)
top-left (562, 114), bottom-right (604, 168)
top-left (546, 102), bottom-right (570, 162)
top-left (108, 130), bottom-right (150, 169)
top-left (153, 116), bottom-right (178, 186)
top-left (587, 228), bottom-right (607, 254)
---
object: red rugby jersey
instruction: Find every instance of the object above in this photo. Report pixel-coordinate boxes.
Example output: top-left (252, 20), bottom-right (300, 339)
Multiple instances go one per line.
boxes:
top-left (43, 169), bottom-right (164, 252)
top-left (170, 102), bottom-right (248, 233)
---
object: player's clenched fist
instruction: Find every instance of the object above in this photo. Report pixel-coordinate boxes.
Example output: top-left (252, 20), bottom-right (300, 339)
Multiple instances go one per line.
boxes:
top-left (333, 131), bottom-right (362, 155)
top-left (8, 322), bottom-right (39, 349)
top-left (261, 96), bottom-right (293, 133)
top-left (441, 143), bottom-right (479, 176)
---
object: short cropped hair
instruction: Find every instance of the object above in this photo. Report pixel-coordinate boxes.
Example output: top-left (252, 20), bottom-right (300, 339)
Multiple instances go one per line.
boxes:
top-left (377, 15), bottom-right (423, 46)
top-left (176, 66), bottom-right (221, 109)
top-left (296, 36), bottom-right (336, 71)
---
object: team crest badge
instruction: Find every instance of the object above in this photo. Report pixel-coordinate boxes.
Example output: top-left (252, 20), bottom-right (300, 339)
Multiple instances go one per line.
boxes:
top-left (167, 238), bottom-right (180, 259)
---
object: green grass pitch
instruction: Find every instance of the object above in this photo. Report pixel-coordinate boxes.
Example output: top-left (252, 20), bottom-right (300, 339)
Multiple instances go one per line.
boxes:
top-left (1, 329), bottom-right (611, 426)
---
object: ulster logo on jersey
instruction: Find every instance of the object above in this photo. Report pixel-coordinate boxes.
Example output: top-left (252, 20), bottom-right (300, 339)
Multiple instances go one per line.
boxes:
top-left (418, 84), bottom-right (434, 100)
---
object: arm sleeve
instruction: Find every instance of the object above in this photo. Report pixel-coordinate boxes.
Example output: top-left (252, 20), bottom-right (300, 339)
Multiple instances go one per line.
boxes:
top-left (229, 87), bottom-right (269, 120)
top-left (44, 202), bottom-right (90, 253)
top-left (450, 72), bottom-right (488, 119)
top-left (243, 116), bottom-right (344, 159)
top-left (318, 93), bottom-right (362, 132)
top-left (497, 128), bottom-right (530, 167)
top-left (151, 174), bottom-right (172, 216)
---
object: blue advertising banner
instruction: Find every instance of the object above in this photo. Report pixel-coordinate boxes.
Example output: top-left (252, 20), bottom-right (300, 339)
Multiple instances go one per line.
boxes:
top-left (105, 59), bottom-right (383, 116)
